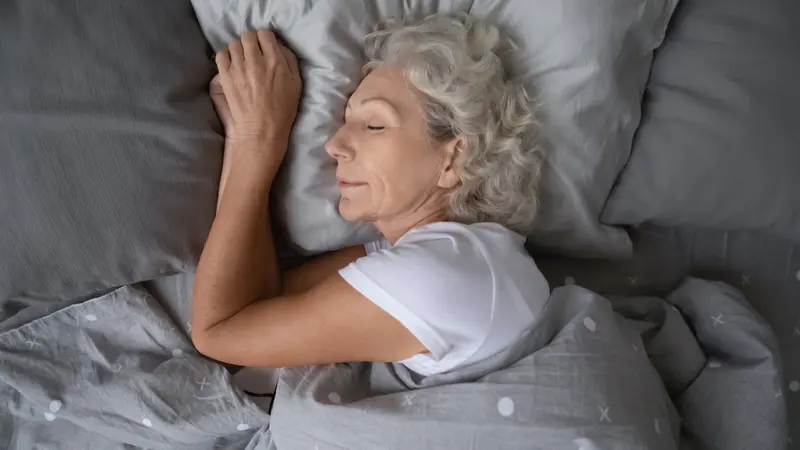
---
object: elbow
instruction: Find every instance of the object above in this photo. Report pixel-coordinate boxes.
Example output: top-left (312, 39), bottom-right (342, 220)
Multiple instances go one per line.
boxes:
top-left (191, 327), bottom-right (280, 367)
top-left (191, 330), bottom-right (218, 360)
top-left (190, 327), bottom-right (250, 366)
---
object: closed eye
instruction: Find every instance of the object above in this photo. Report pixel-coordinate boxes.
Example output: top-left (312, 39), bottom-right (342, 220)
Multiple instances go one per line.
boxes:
top-left (366, 125), bottom-right (385, 131)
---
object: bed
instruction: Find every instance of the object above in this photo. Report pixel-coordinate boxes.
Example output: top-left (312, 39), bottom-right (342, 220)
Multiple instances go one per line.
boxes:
top-left (1, 0), bottom-right (796, 448)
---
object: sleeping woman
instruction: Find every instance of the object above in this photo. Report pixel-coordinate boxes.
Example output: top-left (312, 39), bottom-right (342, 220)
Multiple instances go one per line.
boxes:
top-left (192, 14), bottom-right (550, 377)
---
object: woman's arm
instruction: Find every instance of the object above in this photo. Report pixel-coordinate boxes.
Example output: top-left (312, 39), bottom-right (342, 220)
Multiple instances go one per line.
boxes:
top-left (191, 30), bottom-right (423, 366)
top-left (193, 273), bottom-right (425, 367)
top-left (192, 142), bottom-right (282, 333)
top-left (196, 144), bottom-right (366, 329)
top-left (194, 138), bottom-right (421, 366)
top-left (192, 29), bottom-right (298, 333)
top-left (194, 140), bottom-right (422, 366)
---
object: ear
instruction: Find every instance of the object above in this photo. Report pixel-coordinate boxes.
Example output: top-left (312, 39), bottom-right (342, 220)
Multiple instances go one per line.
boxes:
top-left (437, 137), bottom-right (464, 189)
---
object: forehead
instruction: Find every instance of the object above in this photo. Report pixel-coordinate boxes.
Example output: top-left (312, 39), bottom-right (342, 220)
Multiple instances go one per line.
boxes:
top-left (350, 64), bottom-right (419, 110)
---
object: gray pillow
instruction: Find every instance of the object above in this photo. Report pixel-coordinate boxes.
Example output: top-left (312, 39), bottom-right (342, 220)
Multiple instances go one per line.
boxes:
top-left (602, 0), bottom-right (800, 242)
top-left (191, 0), bottom-right (678, 259)
top-left (0, 0), bottom-right (223, 302)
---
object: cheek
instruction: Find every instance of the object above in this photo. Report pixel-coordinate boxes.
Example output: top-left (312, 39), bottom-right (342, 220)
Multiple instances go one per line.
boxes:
top-left (366, 137), bottom-right (439, 208)
top-left (338, 132), bottom-right (441, 219)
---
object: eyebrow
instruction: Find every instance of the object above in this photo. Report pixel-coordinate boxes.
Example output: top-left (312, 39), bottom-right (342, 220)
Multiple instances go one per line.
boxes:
top-left (346, 96), bottom-right (402, 118)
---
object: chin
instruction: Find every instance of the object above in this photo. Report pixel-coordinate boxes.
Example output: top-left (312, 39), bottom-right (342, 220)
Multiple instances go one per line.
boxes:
top-left (338, 197), bottom-right (362, 222)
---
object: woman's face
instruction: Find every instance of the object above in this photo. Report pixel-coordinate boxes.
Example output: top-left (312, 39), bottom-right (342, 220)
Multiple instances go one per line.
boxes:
top-left (325, 65), bottom-right (459, 225)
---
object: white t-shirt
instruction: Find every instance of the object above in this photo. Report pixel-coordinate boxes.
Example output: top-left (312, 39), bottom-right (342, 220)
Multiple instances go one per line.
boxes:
top-left (339, 222), bottom-right (550, 376)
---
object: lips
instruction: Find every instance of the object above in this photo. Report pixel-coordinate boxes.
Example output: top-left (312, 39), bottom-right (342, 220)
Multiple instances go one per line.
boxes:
top-left (336, 177), bottom-right (365, 189)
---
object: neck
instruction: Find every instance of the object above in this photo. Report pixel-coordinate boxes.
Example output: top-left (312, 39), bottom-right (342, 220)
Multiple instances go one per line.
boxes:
top-left (376, 208), bottom-right (448, 245)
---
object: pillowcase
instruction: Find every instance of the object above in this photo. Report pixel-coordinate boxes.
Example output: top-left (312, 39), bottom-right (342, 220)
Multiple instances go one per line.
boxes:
top-left (602, 0), bottom-right (800, 242)
top-left (0, 0), bottom-right (222, 302)
top-left (191, 0), bottom-right (678, 258)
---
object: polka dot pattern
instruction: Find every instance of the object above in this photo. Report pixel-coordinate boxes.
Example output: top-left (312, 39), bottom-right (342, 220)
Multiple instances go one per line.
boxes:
top-left (497, 397), bottom-right (514, 417)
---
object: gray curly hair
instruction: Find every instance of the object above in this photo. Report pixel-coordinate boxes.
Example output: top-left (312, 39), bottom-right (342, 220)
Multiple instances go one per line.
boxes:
top-left (363, 14), bottom-right (543, 233)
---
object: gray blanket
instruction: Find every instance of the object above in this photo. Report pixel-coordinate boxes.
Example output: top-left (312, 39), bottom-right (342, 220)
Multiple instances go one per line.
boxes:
top-left (0, 278), bottom-right (786, 449)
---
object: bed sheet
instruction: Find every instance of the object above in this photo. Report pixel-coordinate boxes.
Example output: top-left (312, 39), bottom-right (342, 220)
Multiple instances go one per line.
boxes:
top-left (0, 275), bottom-right (784, 449)
top-left (532, 224), bottom-right (799, 445)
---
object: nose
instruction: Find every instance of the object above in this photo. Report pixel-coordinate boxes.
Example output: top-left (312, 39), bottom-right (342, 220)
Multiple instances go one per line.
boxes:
top-left (324, 126), bottom-right (354, 161)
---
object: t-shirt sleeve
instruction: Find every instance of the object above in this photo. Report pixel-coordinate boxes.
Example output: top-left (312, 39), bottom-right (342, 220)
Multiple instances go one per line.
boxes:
top-left (364, 239), bottom-right (390, 255)
top-left (339, 231), bottom-right (494, 366)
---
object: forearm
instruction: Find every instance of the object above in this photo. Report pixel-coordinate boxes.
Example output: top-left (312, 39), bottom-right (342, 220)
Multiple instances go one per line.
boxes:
top-left (216, 141), bottom-right (235, 209)
top-left (193, 138), bottom-right (283, 333)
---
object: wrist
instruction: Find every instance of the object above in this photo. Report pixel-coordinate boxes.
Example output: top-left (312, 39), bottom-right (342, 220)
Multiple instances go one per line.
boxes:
top-left (226, 138), bottom-right (285, 184)
top-left (229, 124), bottom-right (288, 146)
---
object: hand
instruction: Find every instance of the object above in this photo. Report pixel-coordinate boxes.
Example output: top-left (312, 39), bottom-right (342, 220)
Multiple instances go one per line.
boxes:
top-left (210, 74), bottom-right (232, 135)
top-left (215, 30), bottom-right (302, 157)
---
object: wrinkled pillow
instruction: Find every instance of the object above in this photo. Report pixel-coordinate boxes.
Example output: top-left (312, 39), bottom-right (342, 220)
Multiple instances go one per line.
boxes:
top-left (0, 0), bottom-right (222, 302)
top-left (602, 0), bottom-right (800, 242)
top-left (191, 0), bottom-right (677, 258)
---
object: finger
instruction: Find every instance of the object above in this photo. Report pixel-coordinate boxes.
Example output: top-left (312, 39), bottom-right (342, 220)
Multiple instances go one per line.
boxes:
top-left (211, 93), bottom-right (232, 134)
top-left (228, 38), bottom-right (244, 68)
top-left (209, 74), bottom-right (224, 94)
top-left (256, 29), bottom-right (279, 67)
top-left (215, 59), bottom-right (238, 103)
top-left (279, 44), bottom-right (300, 81)
top-left (241, 30), bottom-right (261, 61)
top-left (215, 49), bottom-right (231, 73)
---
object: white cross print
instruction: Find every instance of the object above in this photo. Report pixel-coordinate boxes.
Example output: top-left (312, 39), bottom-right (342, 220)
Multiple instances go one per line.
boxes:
top-left (598, 406), bottom-right (611, 423)
top-left (711, 314), bottom-right (726, 327)
top-left (296, 368), bottom-right (311, 385)
top-left (285, 367), bottom-right (312, 395)
top-left (775, 389), bottom-right (783, 398)
top-left (196, 376), bottom-right (210, 390)
top-left (186, 322), bottom-right (192, 333)
top-left (23, 338), bottom-right (41, 350)
top-left (628, 276), bottom-right (638, 286)
top-left (402, 393), bottom-right (416, 406)
top-left (793, 327), bottom-right (800, 338)
top-left (741, 274), bottom-right (751, 285)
